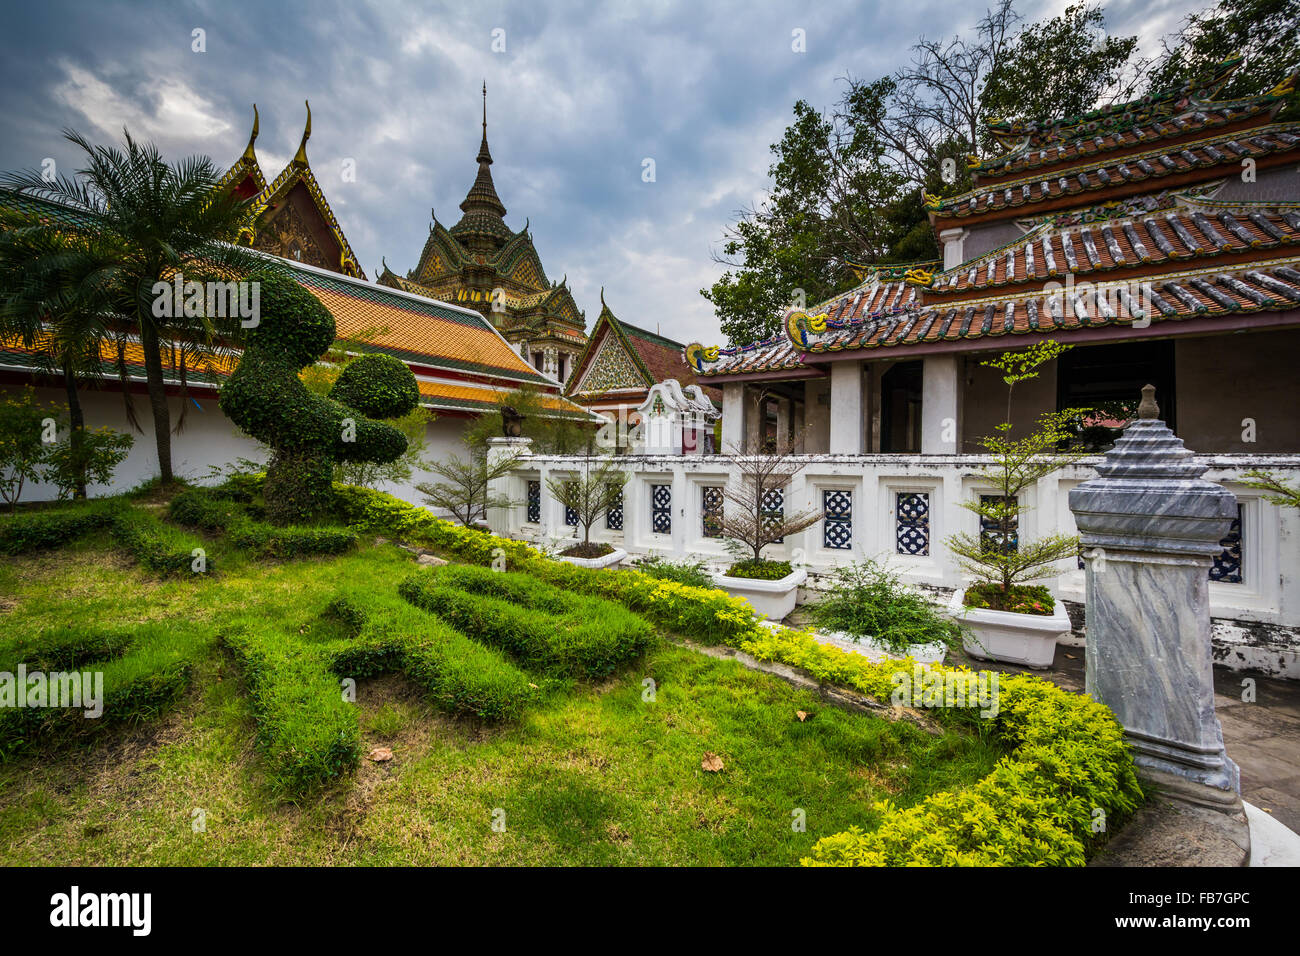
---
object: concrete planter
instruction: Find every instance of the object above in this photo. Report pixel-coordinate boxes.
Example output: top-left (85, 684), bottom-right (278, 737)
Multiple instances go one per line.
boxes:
top-left (713, 567), bottom-right (807, 621)
top-left (557, 547), bottom-right (627, 570)
top-left (817, 629), bottom-right (948, 664)
top-left (948, 589), bottom-right (1070, 670)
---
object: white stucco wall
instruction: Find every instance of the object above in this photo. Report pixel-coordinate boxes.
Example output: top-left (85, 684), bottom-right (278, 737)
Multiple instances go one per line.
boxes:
top-left (6, 384), bottom-right (477, 509)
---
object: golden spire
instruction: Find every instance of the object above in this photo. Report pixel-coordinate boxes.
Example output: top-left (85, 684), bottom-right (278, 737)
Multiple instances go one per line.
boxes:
top-left (241, 104), bottom-right (259, 163)
top-left (293, 100), bottom-right (312, 167)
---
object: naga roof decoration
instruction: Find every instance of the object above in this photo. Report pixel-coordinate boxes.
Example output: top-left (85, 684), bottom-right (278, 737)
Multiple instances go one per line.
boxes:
top-left (216, 105), bottom-right (267, 199)
top-left (689, 69), bottom-right (1300, 379)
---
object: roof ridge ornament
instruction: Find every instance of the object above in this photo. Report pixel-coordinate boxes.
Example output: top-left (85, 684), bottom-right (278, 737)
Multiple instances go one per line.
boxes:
top-left (293, 100), bottom-right (311, 167)
top-left (242, 104), bottom-right (259, 162)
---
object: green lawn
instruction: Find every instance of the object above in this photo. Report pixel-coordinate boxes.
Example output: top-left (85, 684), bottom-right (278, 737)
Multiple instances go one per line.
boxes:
top-left (0, 527), bottom-right (1001, 865)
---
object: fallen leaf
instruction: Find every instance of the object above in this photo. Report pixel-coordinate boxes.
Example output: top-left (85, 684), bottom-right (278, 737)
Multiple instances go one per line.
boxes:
top-left (795, 710), bottom-right (809, 722)
top-left (368, 747), bottom-right (394, 762)
top-left (701, 752), bottom-right (724, 773)
top-left (1064, 652), bottom-right (1076, 659)
top-left (528, 683), bottom-right (539, 689)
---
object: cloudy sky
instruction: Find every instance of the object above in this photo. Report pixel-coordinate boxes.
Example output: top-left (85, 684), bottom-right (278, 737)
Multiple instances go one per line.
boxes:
top-left (0, 0), bottom-right (1209, 345)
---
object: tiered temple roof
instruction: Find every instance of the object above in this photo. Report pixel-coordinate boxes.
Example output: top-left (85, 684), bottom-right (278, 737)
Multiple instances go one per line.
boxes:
top-left (685, 59), bottom-right (1300, 379)
top-left (377, 86), bottom-right (587, 366)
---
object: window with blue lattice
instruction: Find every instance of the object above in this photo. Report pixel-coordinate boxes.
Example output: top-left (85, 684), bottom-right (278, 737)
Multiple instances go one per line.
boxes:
top-left (563, 480), bottom-right (579, 527)
top-left (895, 491), bottom-right (930, 555)
top-left (823, 489), bottom-right (852, 550)
top-left (651, 483), bottom-right (672, 534)
top-left (526, 480), bottom-right (540, 523)
top-left (979, 494), bottom-right (1018, 555)
top-left (605, 483), bottom-right (623, 531)
top-left (1209, 505), bottom-right (1243, 584)
top-left (762, 487), bottom-right (784, 544)
top-left (702, 486), bottom-right (724, 537)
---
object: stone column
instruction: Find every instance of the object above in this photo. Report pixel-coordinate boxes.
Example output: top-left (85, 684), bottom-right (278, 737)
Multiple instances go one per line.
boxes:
top-left (920, 354), bottom-right (961, 454)
top-left (744, 388), bottom-right (763, 453)
top-left (1069, 386), bottom-right (1241, 811)
top-left (721, 383), bottom-right (745, 454)
top-left (774, 397), bottom-right (792, 450)
top-left (485, 436), bottom-right (532, 535)
top-left (939, 227), bottom-right (968, 270)
top-left (828, 362), bottom-right (863, 454)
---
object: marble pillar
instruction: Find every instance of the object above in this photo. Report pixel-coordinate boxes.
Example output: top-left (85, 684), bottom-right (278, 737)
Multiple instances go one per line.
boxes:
top-left (1068, 386), bottom-right (1241, 810)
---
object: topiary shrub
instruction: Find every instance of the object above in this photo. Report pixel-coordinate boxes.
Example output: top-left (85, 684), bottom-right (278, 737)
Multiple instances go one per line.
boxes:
top-left (218, 271), bottom-right (419, 524)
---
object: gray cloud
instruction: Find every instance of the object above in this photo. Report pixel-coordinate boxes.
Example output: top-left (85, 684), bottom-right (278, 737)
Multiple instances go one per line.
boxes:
top-left (0, 0), bottom-right (1209, 345)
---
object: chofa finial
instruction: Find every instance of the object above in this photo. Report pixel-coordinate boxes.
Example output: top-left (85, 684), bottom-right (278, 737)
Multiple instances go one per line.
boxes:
top-left (1137, 384), bottom-right (1159, 420)
top-left (293, 100), bottom-right (312, 166)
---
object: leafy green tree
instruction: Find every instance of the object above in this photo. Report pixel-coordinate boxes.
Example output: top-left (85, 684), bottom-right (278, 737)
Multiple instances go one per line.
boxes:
top-left (944, 342), bottom-right (1091, 609)
top-left (980, 3), bottom-right (1140, 132)
top-left (1146, 0), bottom-right (1300, 115)
top-left (0, 130), bottom-right (265, 486)
top-left (43, 423), bottom-right (133, 500)
top-left (463, 383), bottom-right (593, 454)
top-left (705, 1), bottom-right (1141, 345)
top-left (0, 387), bottom-right (53, 513)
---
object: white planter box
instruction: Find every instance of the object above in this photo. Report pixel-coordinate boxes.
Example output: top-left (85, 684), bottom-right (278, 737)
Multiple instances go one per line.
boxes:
top-left (713, 567), bottom-right (807, 621)
top-left (557, 547), bottom-right (627, 570)
top-left (817, 629), bottom-right (948, 665)
top-left (947, 589), bottom-right (1070, 670)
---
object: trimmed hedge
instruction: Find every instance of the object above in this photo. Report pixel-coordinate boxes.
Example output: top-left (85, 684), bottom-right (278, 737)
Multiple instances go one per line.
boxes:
top-left (217, 270), bottom-right (418, 524)
top-left (169, 487), bottom-right (357, 559)
top-left (0, 623), bottom-right (207, 759)
top-left (223, 585), bottom-right (536, 796)
top-left (339, 484), bottom-right (1142, 866)
top-left (399, 566), bottom-right (654, 679)
top-left (324, 587), bottom-right (534, 721)
top-left (109, 507), bottom-right (210, 575)
top-left (0, 504), bottom-right (114, 555)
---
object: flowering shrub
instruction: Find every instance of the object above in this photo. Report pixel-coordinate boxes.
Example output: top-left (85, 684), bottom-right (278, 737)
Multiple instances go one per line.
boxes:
top-left (334, 485), bottom-right (1143, 865)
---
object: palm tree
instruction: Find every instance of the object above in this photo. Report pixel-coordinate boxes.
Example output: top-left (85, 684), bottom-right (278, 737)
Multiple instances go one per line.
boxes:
top-left (0, 213), bottom-right (120, 497)
top-left (0, 130), bottom-right (269, 485)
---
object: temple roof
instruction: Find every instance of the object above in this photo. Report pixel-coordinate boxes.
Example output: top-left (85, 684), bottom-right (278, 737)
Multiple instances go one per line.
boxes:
top-left (927, 124), bottom-right (1300, 225)
top-left (566, 293), bottom-right (714, 399)
top-left (684, 256), bottom-right (1300, 375)
top-left (239, 102), bottom-right (366, 279)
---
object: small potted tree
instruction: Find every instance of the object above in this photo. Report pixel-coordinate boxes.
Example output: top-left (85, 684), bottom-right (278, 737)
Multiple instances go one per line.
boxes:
top-left (712, 427), bottom-right (822, 620)
top-left (547, 453), bottom-right (628, 568)
top-left (944, 340), bottom-right (1089, 669)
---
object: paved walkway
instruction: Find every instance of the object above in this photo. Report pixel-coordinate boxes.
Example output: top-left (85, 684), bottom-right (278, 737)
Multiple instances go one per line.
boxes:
top-left (956, 644), bottom-right (1300, 836)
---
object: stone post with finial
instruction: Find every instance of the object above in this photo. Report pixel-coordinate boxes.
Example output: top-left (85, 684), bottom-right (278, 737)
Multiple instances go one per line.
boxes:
top-left (1069, 385), bottom-right (1241, 811)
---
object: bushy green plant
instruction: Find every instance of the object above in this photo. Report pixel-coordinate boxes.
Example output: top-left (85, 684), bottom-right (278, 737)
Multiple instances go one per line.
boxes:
top-left (42, 425), bottom-right (133, 501)
top-left (169, 484), bottom-right (357, 559)
top-left (0, 386), bottom-right (53, 513)
top-left (631, 556), bottom-right (715, 589)
top-left (805, 560), bottom-right (961, 653)
top-left (223, 584), bottom-right (536, 796)
top-left (218, 271), bottom-right (419, 523)
top-left (726, 558), bottom-right (794, 580)
top-left (109, 507), bottom-right (210, 575)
